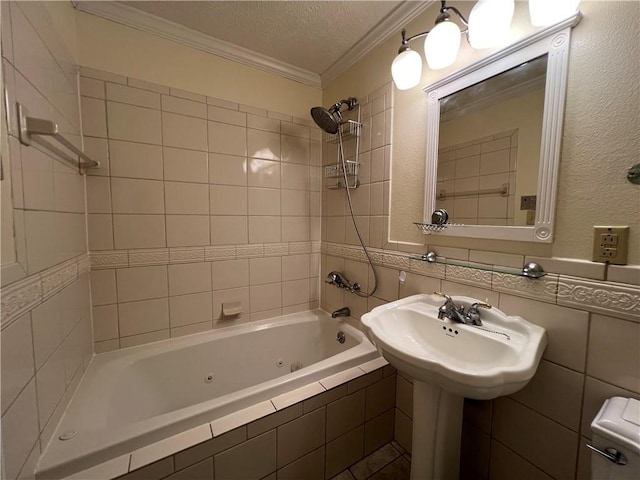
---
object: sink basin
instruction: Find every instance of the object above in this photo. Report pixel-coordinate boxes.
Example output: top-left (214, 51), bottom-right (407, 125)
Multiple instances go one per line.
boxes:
top-left (361, 293), bottom-right (547, 400)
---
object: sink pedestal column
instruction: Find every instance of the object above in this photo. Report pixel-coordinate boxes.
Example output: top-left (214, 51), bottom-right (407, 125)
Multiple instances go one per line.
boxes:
top-left (411, 381), bottom-right (464, 480)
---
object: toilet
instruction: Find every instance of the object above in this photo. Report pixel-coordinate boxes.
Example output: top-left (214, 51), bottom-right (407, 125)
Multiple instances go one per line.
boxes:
top-left (590, 397), bottom-right (640, 479)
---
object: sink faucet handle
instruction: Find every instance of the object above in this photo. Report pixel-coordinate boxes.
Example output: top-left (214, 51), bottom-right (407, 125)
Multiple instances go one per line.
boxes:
top-left (464, 302), bottom-right (491, 326)
top-left (433, 291), bottom-right (453, 302)
top-left (469, 302), bottom-right (492, 311)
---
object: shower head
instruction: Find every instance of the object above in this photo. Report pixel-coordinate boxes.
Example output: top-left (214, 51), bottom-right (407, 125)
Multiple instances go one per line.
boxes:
top-left (310, 106), bottom-right (340, 134)
top-left (310, 97), bottom-right (357, 134)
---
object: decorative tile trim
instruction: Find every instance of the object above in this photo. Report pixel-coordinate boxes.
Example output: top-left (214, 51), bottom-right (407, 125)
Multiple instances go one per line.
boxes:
top-left (383, 252), bottom-right (412, 270)
top-left (446, 263), bottom-right (492, 289)
top-left (492, 272), bottom-right (559, 304)
top-left (41, 257), bottom-right (79, 300)
top-left (91, 243), bottom-right (316, 269)
top-left (129, 249), bottom-right (169, 267)
top-left (409, 259), bottom-right (445, 279)
top-left (1, 253), bottom-right (89, 329)
top-left (205, 246), bottom-right (236, 261)
top-left (557, 276), bottom-right (640, 322)
top-left (90, 251), bottom-right (128, 269)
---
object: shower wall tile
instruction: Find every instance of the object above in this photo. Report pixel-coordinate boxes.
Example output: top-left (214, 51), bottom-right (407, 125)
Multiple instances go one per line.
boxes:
top-left (209, 154), bottom-right (247, 185)
top-left (166, 215), bottom-right (210, 247)
top-left (107, 102), bottom-right (162, 145)
top-left (164, 148), bottom-right (208, 183)
top-left (109, 140), bottom-right (163, 180)
top-left (208, 122), bottom-right (246, 156)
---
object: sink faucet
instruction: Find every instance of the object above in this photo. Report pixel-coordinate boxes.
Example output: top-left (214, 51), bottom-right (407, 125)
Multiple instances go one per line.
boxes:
top-left (433, 292), bottom-right (491, 326)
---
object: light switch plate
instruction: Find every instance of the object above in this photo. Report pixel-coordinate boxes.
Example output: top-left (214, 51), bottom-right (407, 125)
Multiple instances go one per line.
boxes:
top-left (592, 226), bottom-right (630, 264)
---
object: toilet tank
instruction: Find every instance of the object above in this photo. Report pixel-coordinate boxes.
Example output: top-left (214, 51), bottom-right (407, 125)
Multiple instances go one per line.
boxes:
top-left (590, 397), bottom-right (640, 480)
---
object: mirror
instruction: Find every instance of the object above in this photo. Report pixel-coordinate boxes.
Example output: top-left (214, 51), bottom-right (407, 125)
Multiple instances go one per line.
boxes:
top-left (423, 15), bottom-right (581, 243)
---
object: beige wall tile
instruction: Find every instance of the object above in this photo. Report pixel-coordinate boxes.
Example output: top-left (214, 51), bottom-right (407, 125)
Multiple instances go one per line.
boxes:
top-left (208, 122), bottom-right (246, 156)
top-left (168, 262), bottom-right (212, 296)
top-left (90, 269), bottom-right (117, 306)
top-left (88, 214), bottom-right (114, 251)
top-left (166, 215), bottom-right (210, 247)
top-left (212, 259), bottom-right (249, 290)
top-left (282, 255), bottom-right (310, 281)
top-left (209, 154), bottom-right (247, 186)
top-left (399, 272), bottom-right (441, 298)
top-left (2, 379), bottom-right (39, 480)
top-left (128, 78), bottom-right (170, 94)
top-left (215, 431), bottom-right (276, 480)
top-left (109, 140), bottom-right (163, 180)
top-left (365, 376), bottom-right (396, 420)
top-left (174, 426), bottom-right (246, 471)
top-left (277, 447), bottom-right (323, 480)
top-left (113, 215), bottom-right (166, 249)
top-left (211, 216), bottom-right (248, 245)
top-left (249, 216), bottom-right (281, 243)
top-left (164, 458), bottom-right (212, 480)
top-left (277, 408), bottom-right (325, 468)
top-left (281, 217), bottom-right (309, 242)
top-left (162, 112), bottom-right (208, 151)
top-left (120, 330), bottom-right (169, 348)
top-left (248, 115), bottom-right (280, 133)
top-left (84, 137), bottom-right (110, 176)
top-left (106, 83), bottom-right (160, 109)
top-left (499, 294), bottom-right (589, 372)
top-left (80, 77), bottom-right (105, 99)
top-left (207, 105), bottom-right (246, 126)
top-left (282, 135), bottom-right (309, 164)
top-left (492, 397), bottom-right (578, 480)
top-left (162, 95), bottom-right (207, 119)
top-left (282, 279), bottom-right (310, 307)
top-left (327, 389), bottom-right (366, 441)
top-left (111, 178), bottom-right (164, 214)
top-left (248, 159), bottom-right (280, 188)
top-left (587, 314), bottom-right (640, 393)
top-left (247, 129), bottom-right (280, 161)
top-left (210, 185), bottom-right (248, 215)
top-left (86, 176), bottom-right (111, 214)
top-left (118, 298), bottom-right (169, 337)
top-left (93, 304), bottom-right (119, 341)
top-left (249, 257), bottom-right (282, 285)
top-left (282, 163), bottom-right (309, 190)
top-left (1, 313), bottom-right (35, 414)
top-left (169, 292), bottom-right (213, 327)
top-left (250, 282), bottom-right (282, 312)
top-left (281, 122), bottom-right (309, 139)
top-left (81, 96), bottom-right (107, 137)
top-left (281, 190), bottom-right (309, 216)
top-left (170, 87), bottom-right (205, 102)
top-left (489, 440), bottom-right (553, 480)
top-left (107, 102), bottom-right (162, 145)
top-left (510, 359), bottom-right (584, 431)
top-left (164, 182), bottom-right (209, 215)
top-left (116, 265), bottom-right (168, 303)
top-left (364, 409), bottom-right (395, 455)
top-left (95, 339), bottom-right (120, 353)
top-left (248, 188), bottom-right (281, 216)
top-left (325, 425), bottom-right (365, 479)
top-left (164, 148), bottom-right (208, 183)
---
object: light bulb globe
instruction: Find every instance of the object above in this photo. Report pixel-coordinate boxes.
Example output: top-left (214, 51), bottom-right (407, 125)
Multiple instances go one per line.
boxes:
top-left (391, 49), bottom-right (423, 90)
top-left (424, 21), bottom-right (461, 70)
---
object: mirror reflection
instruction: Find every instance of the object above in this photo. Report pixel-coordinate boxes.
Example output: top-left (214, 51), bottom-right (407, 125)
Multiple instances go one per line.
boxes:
top-left (435, 55), bottom-right (547, 226)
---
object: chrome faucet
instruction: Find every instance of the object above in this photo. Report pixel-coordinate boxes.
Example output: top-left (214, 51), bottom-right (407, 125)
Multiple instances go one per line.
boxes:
top-left (434, 292), bottom-right (491, 326)
top-left (325, 272), bottom-right (361, 293)
top-left (331, 307), bottom-right (351, 318)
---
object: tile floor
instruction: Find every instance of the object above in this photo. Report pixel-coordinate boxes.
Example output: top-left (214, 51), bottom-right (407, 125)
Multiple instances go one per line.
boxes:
top-left (333, 442), bottom-right (411, 480)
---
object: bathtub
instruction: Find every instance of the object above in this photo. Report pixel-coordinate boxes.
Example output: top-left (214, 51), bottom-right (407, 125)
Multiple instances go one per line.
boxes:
top-left (37, 310), bottom-right (379, 479)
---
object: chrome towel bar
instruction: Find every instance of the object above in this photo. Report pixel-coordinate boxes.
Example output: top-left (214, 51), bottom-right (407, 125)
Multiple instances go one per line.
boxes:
top-left (17, 103), bottom-right (100, 171)
top-left (437, 183), bottom-right (508, 200)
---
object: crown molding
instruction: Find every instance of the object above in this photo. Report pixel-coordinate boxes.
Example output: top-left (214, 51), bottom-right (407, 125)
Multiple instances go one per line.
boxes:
top-left (321, 1), bottom-right (437, 86)
top-left (75, 1), bottom-right (322, 88)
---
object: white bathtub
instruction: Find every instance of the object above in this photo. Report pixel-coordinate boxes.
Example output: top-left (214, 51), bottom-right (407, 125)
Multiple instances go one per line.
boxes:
top-left (37, 310), bottom-right (379, 479)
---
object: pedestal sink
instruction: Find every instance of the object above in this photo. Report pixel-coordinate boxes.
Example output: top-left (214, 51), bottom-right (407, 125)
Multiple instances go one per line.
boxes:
top-left (361, 293), bottom-right (546, 480)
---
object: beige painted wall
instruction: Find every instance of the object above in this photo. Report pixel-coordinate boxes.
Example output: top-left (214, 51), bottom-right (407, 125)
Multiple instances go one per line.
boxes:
top-left (324, 1), bottom-right (640, 263)
top-left (75, 12), bottom-right (321, 119)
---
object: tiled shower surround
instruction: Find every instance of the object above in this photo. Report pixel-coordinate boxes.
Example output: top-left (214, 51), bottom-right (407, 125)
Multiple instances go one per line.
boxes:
top-left (80, 67), bottom-right (322, 352)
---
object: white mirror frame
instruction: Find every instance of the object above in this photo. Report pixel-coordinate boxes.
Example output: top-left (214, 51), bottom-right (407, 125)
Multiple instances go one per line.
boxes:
top-left (423, 13), bottom-right (582, 243)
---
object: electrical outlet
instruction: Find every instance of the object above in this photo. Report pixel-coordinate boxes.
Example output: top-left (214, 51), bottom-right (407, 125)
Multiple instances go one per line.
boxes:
top-left (592, 226), bottom-right (630, 264)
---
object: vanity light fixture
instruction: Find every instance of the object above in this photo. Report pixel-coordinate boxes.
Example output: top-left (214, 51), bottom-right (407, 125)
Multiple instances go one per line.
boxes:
top-left (391, 0), bottom-right (515, 90)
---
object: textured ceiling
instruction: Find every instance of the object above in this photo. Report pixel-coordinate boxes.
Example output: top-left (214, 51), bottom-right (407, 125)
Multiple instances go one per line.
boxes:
top-left (123, 1), bottom-right (410, 74)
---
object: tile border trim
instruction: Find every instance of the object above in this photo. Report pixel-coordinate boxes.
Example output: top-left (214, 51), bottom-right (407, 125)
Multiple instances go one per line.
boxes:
top-left (1, 253), bottom-right (90, 330)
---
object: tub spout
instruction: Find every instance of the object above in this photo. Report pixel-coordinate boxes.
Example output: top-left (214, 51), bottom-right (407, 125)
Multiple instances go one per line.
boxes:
top-left (332, 307), bottom-right (350, 318)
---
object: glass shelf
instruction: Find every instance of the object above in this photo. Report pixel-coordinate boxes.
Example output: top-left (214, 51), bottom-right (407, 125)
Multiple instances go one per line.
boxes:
top-left (411, 251), bottom-right (547, 279)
